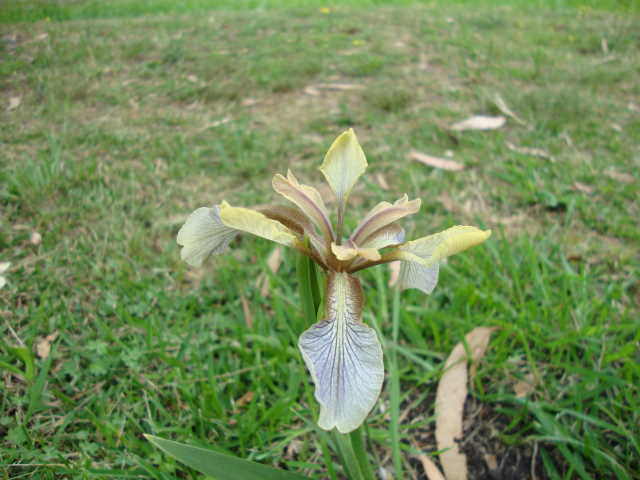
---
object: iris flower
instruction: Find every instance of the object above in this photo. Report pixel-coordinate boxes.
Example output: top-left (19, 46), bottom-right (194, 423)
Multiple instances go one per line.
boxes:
top-left (177, 129), bottom-right (490, 433)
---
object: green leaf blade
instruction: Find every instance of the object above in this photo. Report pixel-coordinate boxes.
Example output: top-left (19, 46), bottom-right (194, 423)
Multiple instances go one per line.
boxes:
top-left (145, 435), bottom-right (310, 480)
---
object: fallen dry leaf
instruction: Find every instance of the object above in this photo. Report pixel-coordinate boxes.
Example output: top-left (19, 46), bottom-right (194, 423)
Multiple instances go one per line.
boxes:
top-left (30, 231), bottom-right (42, 245)
top-left (375, 172), bottom-right (389, 190)
top-left (8, 96), bottom-right (22, 111)
top-left (450, 115), bottom-right (505, 131)
top-left (573, 182), bottom-right (594, 194)
top-left (388, 261), bottom-right (401, 287)
top-left (0, 277), bottom-right (6, 289)
top-left (267, 247), bottom-right (282, 273)
top-left (199, 117), bottom-right (231, 131)
top-left (604, 169), bottom-right (634, 184)
top-left (0, 262), bottom-right (10, 274)
top-left (235, 390), bottom-right (254, 408)
top-left (305, 83), bottom-right (363, 95)
top-left (514, 372), bottom-right (537, 398)
top-left (492, 94), bottom-right (526, 125)
top-left (241, 98), bottom-right (258, 107)
top-left (415, 454), bottom-right (446, 480)
top-left (34, 33), bottom-right (49, 42)
top-left (36, 332), bottom-right (58, 359)
top-left (285, 439), bottom-right (303, 459)
top-left (240, 295), bottom-right (253, 329)
top-left (506, 142), bottom-right (552, 160)
top-left (408, 150), bottom-right (464, 171)
top-left (435, 326), bottom-right (496, 480)
top-left (255, 273), bottom-right (270, 297)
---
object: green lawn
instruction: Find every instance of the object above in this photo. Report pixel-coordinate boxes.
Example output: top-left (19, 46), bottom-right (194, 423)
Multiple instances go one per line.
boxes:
top-left (1, 0), bottom-right (639, 479)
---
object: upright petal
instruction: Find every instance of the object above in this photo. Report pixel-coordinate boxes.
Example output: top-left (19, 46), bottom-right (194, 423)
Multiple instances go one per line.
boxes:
top-left (177, 206), bottom-right (238, 267)
top-left (360, 223), bottom-right (406, 250)
top-left (219, 201), bottom-right (300, 248)
top-left (299, 272), bottom-right (384, 433)
top-left (387, 226), bottom-right (490, 293)
top-left (319, 129), bottom-right (367, 211)
top-left (350, 195), bottom-right (420, 246)
top-left (272, 170), bottom-right (334, 241)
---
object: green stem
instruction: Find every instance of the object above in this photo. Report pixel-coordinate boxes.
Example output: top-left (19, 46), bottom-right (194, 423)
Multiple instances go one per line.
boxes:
top-left (389, 286), bottom-right (403, 478)
top-left (350, 426), bottom-right (376, 480)
top-left (297, 249), bottom-right (320, 324)
top-left (333, 431), bottom-right (364, 480)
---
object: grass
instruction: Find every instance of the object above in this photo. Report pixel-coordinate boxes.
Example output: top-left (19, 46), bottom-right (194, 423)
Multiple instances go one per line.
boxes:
top-left (1, 0), bottom-right (639, 479)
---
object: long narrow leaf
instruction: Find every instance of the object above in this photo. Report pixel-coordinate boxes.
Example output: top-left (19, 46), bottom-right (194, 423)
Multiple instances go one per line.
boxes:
top-left (145, 435), bottom-right (310, 480)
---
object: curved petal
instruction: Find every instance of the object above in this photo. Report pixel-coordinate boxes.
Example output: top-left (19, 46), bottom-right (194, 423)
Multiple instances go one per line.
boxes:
top-left (387, 226), bottom-right (490, 293)
top-left (272, 170), bottom-right (334, 241)
top-left (398, 261), bottom-right (440, 294)
top-left (359, 223), bottom-right (406, 250)
top-left (319, 129), bottom-right (367, 212)
top-left (331, 242), bottom-right (381, 262)
top-left (219, 201), bottom-right (300, 248)
top-left (176, 206), bottom-right (238, 267)
top-left (351, 195), bottom-right (420, 246)
top-left (299, 272), bottom-right (384, 433)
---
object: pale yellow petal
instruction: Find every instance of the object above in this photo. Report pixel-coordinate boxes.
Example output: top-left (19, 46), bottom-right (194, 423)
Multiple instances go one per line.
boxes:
top-left (385, 226), bottom-right (490, 293)
top-left (319, 129), bottom-right (367, 210)
top-left (391, 226), bottom-right (491, 266)
top-left (219, 201), bottom-right (299, 248)
top-left (331, 242), bottom-right (358, 261)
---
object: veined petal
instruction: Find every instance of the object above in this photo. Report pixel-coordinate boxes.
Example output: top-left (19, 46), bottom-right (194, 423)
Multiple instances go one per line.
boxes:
top-left (388, 226), bottom-right (490, 293)
top-left (359, 223), bottom-right (406, 250)
top-left (219, 201), bottom-right (300, 248)
top-left (398, 262), bottom-right (440, 294)
top-left (272, 170), bottom-right (334, 241)
top-left (176, 206), bottom-right (238, 267)
top-left (319, 129), bottom-right (367, 211)
top-left (299, 272), bottom-right (384, 433)
top-left (351, 194), bottom-right (420, 246)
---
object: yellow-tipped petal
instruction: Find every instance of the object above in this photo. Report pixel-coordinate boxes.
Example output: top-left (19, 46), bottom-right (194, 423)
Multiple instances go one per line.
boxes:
top-left (319, 129), bottom-right (367, 210)
top-left (385, 226), bottom-right (490, 293)
top-left (331, 242), bottom-right (358, 261)
top-left (332, 242), bottom-right (381, 262)
top-left (219, 201), bottom-right (299, 248)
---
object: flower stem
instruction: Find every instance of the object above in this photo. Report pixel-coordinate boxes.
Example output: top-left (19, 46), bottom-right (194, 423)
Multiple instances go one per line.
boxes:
top-left (297, 246), bottom-right (321, 322)
top-left (350, 426), bottom-right (377, 480)
top-left (333, 431), bottom-right (364, 480)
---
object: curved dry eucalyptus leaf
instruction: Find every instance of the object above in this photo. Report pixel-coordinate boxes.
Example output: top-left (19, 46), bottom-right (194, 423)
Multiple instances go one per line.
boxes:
top-left (298, 272), bottom-right (383, 433)
top-left (177, 206), bottom-right (239, 267)
top-left (450, 115), bottom-right (505, 131)
top-left (435, 327), bottom-right (496, 480)
top-left (408, 150), bottom-right (464, 172)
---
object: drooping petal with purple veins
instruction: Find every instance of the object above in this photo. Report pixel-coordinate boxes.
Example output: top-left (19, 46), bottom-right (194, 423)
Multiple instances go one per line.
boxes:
top-left (272, 170), bottom-right (334, 242)
top-left (298, 272), bottom-right (384, 433)
top-left (350, 194), bottom-right (420, 246)
top-left (319, 129), bottom-right (368, 213)
top-left (177, 206), bottom-right (239, 267)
